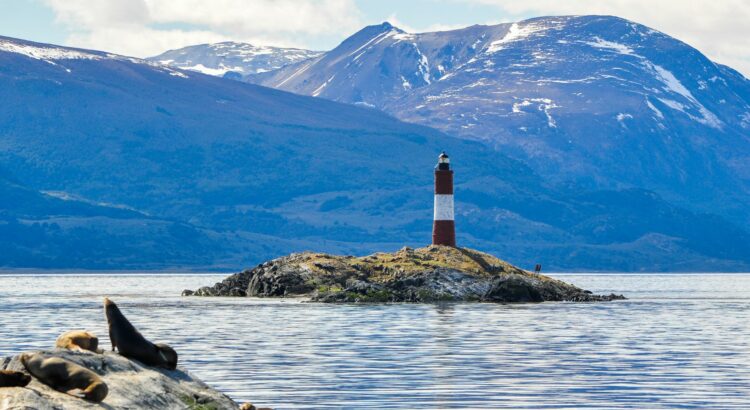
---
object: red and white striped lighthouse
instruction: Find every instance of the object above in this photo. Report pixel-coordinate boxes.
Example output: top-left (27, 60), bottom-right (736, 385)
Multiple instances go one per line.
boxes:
top-left (432, 151), bottom-right (456, 247)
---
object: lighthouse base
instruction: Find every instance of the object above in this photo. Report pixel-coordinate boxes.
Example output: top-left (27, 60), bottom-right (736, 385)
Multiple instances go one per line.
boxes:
top-left (432, 220), bottom-right (456, 247)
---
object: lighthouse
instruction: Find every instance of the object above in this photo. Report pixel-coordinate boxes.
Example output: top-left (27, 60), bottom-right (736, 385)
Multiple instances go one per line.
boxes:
top-left (432, 152), bottom-right (456, 246)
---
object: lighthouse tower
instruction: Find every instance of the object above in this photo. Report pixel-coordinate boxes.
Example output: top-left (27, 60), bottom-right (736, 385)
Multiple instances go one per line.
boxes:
top-left (432, 152), bottom-right (456, 246)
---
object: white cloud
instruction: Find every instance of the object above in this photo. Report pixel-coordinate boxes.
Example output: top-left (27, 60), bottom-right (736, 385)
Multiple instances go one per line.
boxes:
top-left (43, 0), bottom-right (363, 57)
top-left (385, 14), bottom-right (418, 33)
top-left (460, 0), bottom-right (750, 77)
top-left (39, 0), bottom-right (750, 76)
top-left (386, 13), bottom-right (484, 35)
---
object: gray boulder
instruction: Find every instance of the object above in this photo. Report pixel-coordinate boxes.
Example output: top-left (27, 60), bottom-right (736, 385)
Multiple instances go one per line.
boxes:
top-left (0, 350), bottom-right (241, 409)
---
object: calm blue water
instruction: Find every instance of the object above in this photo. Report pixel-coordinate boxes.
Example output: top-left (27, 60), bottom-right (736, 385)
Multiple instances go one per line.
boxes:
top-left (1, 273), bottom-right (749, 409)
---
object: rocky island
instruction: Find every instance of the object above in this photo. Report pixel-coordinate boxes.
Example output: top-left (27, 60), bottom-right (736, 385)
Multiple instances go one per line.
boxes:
top-left (185, 246), bottom-right (624, 302)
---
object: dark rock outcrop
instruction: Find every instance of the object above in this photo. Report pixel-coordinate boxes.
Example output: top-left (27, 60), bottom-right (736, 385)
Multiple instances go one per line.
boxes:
top-left (186, 246), bottom-right (625, 303)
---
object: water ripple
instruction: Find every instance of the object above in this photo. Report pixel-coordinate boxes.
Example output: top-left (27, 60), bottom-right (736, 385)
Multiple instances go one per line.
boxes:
top-left (0, 274), bottom-right (749, 409)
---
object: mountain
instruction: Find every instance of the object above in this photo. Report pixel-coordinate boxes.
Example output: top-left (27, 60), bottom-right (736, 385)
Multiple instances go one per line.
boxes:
top-left (148, 42), bottom-right (322, 78)
top-left (0, 173), bottom-right (225, 269)
top-left (251, 16), bottom-right (750, 226)
top-left (1, 35), bottom-right (749, 271)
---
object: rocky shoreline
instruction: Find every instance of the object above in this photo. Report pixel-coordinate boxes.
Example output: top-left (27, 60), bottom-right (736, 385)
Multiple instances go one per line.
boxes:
top-left (1, 350), bottom-right (242, 409)
top-left (185, 246), bottom-right (625, 303)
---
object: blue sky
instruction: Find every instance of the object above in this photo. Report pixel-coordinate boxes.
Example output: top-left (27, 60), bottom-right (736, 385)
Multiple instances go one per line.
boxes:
top-left (2, 0), bottom-right (749, 76)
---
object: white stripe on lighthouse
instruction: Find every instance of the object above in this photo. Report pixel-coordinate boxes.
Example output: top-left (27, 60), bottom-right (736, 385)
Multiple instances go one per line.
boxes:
top-left (434, 194), bottom-right (454, 221)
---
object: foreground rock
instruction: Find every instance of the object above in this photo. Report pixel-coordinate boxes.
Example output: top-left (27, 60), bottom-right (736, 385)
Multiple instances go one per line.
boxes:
top-left (186, 246), bottom-right (624, 302)
top-left (1, 349), bottom-right (240, 409)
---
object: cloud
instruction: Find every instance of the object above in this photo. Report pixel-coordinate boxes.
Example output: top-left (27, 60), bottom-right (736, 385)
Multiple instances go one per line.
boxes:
top-left (460, 0), bottom-right (750, 76)
top-left (386, 14), bottom-right (470, 34)
top-left (43, 0), bottom-right (363, 57)
top-left (39, 0), bottom-right (750, 76)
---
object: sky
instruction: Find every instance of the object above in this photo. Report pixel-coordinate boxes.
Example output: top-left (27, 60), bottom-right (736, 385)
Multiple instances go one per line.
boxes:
top-left (1, 0), bottom-right (749, 77)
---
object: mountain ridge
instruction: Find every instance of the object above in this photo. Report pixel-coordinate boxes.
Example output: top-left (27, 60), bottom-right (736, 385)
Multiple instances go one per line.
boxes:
top-left (2, 33), bottom-right (750, 271)
top-left (248, 15), bottom-right (750, 225)
top-left (148, 41), bottom-right (322, 78)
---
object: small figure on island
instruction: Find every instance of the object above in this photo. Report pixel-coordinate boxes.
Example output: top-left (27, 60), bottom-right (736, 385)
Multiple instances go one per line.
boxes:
top-left (433, 151), bottom-right (456, 247)
top-left (535, 264), bottom-right (542, 274)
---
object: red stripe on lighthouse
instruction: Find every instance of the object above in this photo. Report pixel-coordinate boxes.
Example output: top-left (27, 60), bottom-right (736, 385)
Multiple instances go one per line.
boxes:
top-left (434, 170), bottom-right (453, 195)
top-left (433, 220), bottom-right (456, 247)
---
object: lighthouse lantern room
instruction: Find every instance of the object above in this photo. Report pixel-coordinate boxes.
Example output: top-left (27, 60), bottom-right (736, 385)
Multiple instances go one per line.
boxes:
top-left (432, 152), bottom-right (456, 246)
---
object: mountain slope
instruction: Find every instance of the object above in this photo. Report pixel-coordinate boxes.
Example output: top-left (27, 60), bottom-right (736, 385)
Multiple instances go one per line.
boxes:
top-left (0, 174), bottom-right (225, 269)
top-left (1, 35), bottom-right (749, 271)
top-left (149, 42), bottom-right (322, 78)
top-left (252, 16), bottom-right (750, 224)
top-left (0, 35), bottom-right (537, 269)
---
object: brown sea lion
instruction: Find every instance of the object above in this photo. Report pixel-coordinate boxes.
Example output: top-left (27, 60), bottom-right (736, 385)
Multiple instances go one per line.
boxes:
top-left (0, 370), bottom-right (31, 388)
top-left (240, 403), bottom-right (274, 410)
top-left (103, 297), bottom-right (178, 370)
top-left (55, 330), bottom-right (100, 353)
top-left (20, 353), bottom-right (108, 402)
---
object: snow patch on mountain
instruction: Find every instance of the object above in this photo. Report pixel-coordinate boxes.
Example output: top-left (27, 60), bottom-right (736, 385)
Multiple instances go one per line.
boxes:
top-left (647, 62), bottom-right (722, 129)
top-left (539, 100), bottom-right (559, 128)
top-left (414, 43), bottom-right (431, 84)
top-left (0, 38), bottom-right (101, 62)
top-left (149, 42), bottom-right (321, 77)
top-left (512, 100), bottom-right (532, 113)
top-left (351, 29), bottom-right (395, 61)
top-left (646, 99), bottom-right (665, 119)
top-left (167, 70), bottom-right (189, 78)
top-left (583, 37), bottom-right (635, 56)
top-left (617, 113), bottom-right (633, 121)
top-left (42, 191), bottom-right (147, 214)
top-left (486, 22), bottom-right (550, 54)
top-left (276, 61), bottom-right (315, 87)
top-left (513, 98), bottom-right (559, 127)
top-left (401, 75), bottom-right (412, 90)
top-left (184, 63), bottom-right (245, 76)
top-left (0, 37), bottom-right (191, 79)
top-left (389, 32), bottom-right (417, 43)
top-left (312, 74), bottom-right (336, 96)
top-left (578, 35), bottom-right (722, 129)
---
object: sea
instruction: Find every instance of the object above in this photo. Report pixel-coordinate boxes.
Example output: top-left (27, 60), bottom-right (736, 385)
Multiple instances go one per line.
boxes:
top-left (1, 273), bottom-right (749, 409)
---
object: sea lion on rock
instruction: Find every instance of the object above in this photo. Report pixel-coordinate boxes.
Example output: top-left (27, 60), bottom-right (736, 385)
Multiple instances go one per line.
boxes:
top-left (55, 330), bottom-right (100, 353)
top-left (20, 353), bottom-right (108, 402)
top-left (0, 370), bottom-right (31, 388)
top-left (240, 403), bottom-right (273, 410)
top-left (103, 297), bottom-right (178, 370)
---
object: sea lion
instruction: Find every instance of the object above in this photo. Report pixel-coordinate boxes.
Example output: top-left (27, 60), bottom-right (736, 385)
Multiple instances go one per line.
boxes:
top-left (55, 330), bottom-right (100, 353)
top-left (0, 370), bottom-right (31, 388)
top-left (103, 297), bottom-right (178, 370)
top-left (20, 353), bottom-right (108, 402)
top-left (240, 403), bottom-right (273, 410)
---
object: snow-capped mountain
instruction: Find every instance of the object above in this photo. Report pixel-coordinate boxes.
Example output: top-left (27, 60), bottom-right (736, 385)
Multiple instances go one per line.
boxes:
top-left (252, 16), bottom-right (750, 225)
top-left (2, 34), bottom-right (750, 271)
top-left (148, 41), bottom-right (322, 78)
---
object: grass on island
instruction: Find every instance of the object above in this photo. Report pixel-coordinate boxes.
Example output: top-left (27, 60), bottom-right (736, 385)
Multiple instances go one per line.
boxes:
top-left (180, 394), bottom-right (222, 410)
top-left (290, 245), bottom-right (553, 284)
